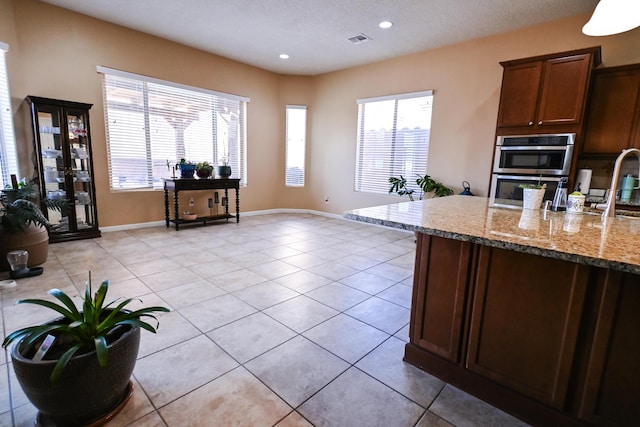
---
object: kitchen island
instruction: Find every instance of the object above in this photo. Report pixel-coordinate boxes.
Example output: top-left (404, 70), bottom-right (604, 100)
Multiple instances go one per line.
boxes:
top-left (346, 196), bottom-right (639, 426)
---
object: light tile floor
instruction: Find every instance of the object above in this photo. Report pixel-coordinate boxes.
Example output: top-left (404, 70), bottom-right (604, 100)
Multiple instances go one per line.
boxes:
top-left (0, 213), bottom-right (529, 427)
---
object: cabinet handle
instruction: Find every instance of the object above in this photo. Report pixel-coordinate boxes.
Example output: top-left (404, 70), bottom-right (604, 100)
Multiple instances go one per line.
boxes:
top-left (528, 121), bottom-right (533, 126)
top-left (538, 121), bottom-right (542, 125)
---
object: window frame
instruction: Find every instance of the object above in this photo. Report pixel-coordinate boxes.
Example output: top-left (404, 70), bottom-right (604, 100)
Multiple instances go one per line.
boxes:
top-left (354, 90), bottom-right (434, 195)
top-left (0, 41), bottom-right (18, 189)
top-left (285, 104), bottom-right (307, 187)
top-left (97, 66), bottom-right (250, 191)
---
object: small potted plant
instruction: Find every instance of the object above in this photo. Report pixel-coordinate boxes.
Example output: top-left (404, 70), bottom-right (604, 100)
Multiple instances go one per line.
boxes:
top-left (519, 182), bottom-right (547, 209)
top-left (0, 179), bottom-right (65, 271)
top-left (177, 158), bottom-right (196, 179)
top-left (195, 161), bottom-right (214, 179)
top-left (388, 174), bottom-right (453, 201)
top-left (216, 156), bottom-right (232, 178)
top-left (2, 275), bottom-right (170, 426)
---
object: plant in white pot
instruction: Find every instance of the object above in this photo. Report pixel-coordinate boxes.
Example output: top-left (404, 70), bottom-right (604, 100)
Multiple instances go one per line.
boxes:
top-left (2, 276), bottom-right (170, 426)
top-left (519, 183), bottom-right (547, 209)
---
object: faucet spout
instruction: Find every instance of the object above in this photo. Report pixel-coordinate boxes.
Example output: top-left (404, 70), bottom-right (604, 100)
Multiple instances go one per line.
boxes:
top-left (603, 148), bottom-right (640, 218)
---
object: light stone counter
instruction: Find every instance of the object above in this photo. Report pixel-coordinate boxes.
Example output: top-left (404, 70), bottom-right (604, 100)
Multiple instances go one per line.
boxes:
top-left (345, 195), bottom-right (640, 274)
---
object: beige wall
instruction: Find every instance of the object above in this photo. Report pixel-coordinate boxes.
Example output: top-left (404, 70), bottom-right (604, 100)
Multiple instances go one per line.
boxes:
top-left (2, 0), bottom-right (640, 225)
top-left (311, 14), bottom-right (640, 214)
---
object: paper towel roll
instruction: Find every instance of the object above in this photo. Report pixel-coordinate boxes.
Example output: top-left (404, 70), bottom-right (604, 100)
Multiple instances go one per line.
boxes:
top-left (576, 169), bottom-right (592, 194)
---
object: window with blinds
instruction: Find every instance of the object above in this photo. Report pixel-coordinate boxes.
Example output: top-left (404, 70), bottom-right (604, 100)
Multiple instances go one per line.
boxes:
top-left (0, 42), bottom-right (18, 189)
top-left (285, 105), bottom-right (307, 187)
top-left (355, 90), bottom-right (433, 195)
top-left (98, 66), bottom-right (249, 190)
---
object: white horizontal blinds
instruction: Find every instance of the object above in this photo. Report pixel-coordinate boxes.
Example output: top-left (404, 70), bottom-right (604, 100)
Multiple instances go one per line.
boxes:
top-left (99, 67), bottom-right (248, 190)
top-left (0, 42), bottom-right (18, 189)
top-left (355, 90), bottom-right (433, 194)
top-left (285, 105), bottom-right (307, 187)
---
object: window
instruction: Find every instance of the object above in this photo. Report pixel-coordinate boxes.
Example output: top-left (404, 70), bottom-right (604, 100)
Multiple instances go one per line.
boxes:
top-left (98, 66), bottom-right (249, 190)
top-left (0, 42), bottom-right (18, 189)
top-left (355, 90), bottom-right (433, 195)
top-left (285, 105), bottom-right (307, 187)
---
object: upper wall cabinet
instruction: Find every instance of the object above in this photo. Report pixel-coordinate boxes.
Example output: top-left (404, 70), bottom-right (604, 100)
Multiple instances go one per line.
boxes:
top-left (496, 47), bottom-right (601, 134)
top-left (581, 64), bottom-right (640, 155)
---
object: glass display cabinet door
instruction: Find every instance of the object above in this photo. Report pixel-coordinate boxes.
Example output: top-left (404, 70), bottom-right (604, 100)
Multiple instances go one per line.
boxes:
top-left (66, 109), bottom-right (96, 232)
top-left (36, 107), bottom-right (68, 232)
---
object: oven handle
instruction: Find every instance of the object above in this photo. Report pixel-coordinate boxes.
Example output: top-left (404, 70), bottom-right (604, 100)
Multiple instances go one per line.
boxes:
top-left (498, 146), bottom-right (569, 151)
top-left (493, 174), bottom-right (563, 182)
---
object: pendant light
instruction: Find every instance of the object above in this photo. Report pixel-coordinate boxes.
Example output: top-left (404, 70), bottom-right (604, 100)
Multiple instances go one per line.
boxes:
top-left (582, 0), bottom-right (640, 36)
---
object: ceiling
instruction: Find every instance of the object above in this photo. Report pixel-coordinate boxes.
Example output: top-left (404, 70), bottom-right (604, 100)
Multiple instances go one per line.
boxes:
top-left (40, 0), bottom-right (599, 76)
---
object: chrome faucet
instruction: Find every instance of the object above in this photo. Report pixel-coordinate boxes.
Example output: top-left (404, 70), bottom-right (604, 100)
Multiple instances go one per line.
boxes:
top-left (602, 148), bottom-right (640, 218)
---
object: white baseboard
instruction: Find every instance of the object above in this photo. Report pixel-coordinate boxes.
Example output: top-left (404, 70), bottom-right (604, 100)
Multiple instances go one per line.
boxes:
top-left (100, 208), bottom-right (345, 233)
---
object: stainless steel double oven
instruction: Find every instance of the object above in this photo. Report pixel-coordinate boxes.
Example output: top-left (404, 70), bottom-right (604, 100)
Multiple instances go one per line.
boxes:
top-left (490, 133), bottom-right (575, 208)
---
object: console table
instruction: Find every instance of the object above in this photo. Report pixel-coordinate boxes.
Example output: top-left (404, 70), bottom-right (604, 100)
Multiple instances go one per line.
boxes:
top-left (163, 178), bottom-right (240, 231)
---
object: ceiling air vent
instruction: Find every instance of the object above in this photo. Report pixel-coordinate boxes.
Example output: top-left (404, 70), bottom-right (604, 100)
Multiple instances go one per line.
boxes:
top-left (348, 33), bottom-right (372, 44)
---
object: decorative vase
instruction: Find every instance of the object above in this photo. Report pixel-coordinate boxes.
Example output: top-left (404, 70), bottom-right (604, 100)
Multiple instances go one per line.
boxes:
top-left (522, 188), bottom-right (545, 210)
top-left (179, 164), bottom-right (196, 179)
top-left (216, 165), bottom-right (232, 178)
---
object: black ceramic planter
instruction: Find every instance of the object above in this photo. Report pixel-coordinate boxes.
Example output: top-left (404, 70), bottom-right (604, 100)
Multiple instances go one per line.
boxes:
top-left (216, 165), bottom-right (232, 178)
top-left (11, 320), bottom-right (140, 426)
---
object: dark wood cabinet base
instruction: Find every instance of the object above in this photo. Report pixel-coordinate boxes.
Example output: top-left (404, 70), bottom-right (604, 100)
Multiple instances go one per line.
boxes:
top-left (404, 343), bottom-right (585, 427)
top-left (407, 234), bottom-right (638, 427)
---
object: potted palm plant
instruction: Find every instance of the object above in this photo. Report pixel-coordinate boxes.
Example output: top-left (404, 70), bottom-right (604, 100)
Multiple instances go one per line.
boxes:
top-left (2, 276), bottom-right (170, 426)
top-left (0, 180), bottom-right (65, 271)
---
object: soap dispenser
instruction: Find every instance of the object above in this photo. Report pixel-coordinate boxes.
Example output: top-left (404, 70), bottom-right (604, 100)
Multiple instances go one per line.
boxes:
top-left (551, 178), bottom-right (568, 212)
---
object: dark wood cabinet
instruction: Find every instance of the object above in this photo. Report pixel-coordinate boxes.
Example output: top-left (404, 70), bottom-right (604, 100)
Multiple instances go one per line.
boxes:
top-left (497, 47), bottom-right (601, 133)
top-left (581, 64), bottom-right (640, 155)
top-left (467, 246), bottom-right (589, 408)
top-left (579, 270), bottom-right (640, 425)
top-left (28, 96), bottom-right (100, 243)
top-left (410, 234), bottom-right (472, 363)
top-left (405, 234), bottom-right (638, 426)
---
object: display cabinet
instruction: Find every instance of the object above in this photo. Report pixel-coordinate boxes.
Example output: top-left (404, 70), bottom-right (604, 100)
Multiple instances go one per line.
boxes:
top-left (28, 96), bottom-right (100, 242)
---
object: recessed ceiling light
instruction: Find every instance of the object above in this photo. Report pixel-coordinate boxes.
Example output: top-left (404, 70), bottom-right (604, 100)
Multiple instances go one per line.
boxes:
top-left (379, 21), bottom-right (393, 29)
top-left (280, 54), bottom-right (289, 59)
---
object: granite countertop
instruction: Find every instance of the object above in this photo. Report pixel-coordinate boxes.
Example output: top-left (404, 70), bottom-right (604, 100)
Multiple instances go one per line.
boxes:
top-left (345, 195), bottom-right (640, 274)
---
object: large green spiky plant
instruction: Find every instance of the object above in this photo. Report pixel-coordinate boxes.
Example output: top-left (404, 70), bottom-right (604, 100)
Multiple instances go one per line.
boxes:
top-left (2, 277), bottom-right (170, 383)
top-left (0, 180), bottom-right (65, 233)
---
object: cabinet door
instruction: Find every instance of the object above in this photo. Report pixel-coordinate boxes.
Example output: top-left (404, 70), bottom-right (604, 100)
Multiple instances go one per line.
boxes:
top-left (582, 67), bottom-right (640, 154)
top-left (410, 234), bottom-right (472, 362)
top-left (496, 61), bottom-right (542, 128)
top-left (467, 246), bottom-right (589, 408)
top-left (579, 271), bottom-right (640, 425)
top-left (537, 54), bottom-right (592, 126)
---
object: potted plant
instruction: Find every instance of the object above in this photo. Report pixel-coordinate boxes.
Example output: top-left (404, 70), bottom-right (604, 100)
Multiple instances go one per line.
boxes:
top-left (0, 179), bottom-right (65, 271)
top-left (195, 161), bottom-right (214, 179)
top-left (177, 158), bottom-right (196, 179)
top-left (519, 183), bottom-right (547, 209)
top-left (388, 174), bottom-right (453, 201)
top-left (2, 276), bottom-right (170, 426)
top-left (216, 156), bottom-right (232, 178)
